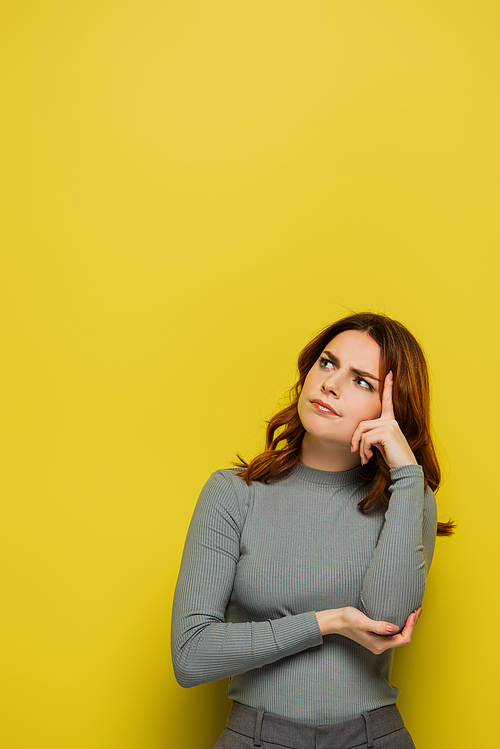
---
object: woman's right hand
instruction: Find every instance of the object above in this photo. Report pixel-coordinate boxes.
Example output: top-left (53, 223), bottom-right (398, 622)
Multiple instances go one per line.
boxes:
top-left (316, 606), bottom-right (422, 655)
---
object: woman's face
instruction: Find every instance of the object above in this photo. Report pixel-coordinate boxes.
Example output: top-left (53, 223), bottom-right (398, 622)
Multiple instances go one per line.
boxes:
top-left (298, 330), bottom-right (383, 450)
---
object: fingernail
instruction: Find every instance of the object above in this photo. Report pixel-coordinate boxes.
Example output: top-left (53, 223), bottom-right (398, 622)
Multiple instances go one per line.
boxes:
top-left (386, 625), bottom-right (397, 633)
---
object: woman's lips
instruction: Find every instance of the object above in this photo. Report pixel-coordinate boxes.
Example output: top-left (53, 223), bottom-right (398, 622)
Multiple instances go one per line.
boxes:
top-left (310, 399), bottom-right (339, 416)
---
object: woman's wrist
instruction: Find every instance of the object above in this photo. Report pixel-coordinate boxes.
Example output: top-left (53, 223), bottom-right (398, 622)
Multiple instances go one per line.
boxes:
top-left (316, 608), bottom-right (343, 636)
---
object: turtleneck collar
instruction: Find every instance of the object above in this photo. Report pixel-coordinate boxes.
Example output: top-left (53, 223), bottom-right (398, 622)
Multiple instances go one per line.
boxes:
top-left (291, 461), bottom-right (364, 487)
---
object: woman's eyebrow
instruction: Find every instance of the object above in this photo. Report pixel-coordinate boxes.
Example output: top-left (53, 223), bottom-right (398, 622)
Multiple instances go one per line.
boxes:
top-left (321, 350), bottom-right (380, 382)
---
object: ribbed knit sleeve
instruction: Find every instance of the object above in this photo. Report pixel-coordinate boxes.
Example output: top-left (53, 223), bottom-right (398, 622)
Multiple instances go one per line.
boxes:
top-left (359, 464), bottom-right (438, 630)
top-left (171, 471), bottom-right (323, 688)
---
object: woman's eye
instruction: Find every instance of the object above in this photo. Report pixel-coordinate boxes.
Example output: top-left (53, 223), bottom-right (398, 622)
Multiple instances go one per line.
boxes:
top-left (319, 357), bottom-right (335, 370)
top-left (356, 377), bottom-right (373, 391)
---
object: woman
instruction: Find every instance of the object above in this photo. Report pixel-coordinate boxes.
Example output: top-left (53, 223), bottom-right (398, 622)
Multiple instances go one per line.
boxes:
top-left (171, 313), bottom-right (453, 748)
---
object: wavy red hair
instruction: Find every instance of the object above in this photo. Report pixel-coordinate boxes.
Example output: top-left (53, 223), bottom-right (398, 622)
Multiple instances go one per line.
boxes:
top-left (236, 312), bottom-right (454, 537)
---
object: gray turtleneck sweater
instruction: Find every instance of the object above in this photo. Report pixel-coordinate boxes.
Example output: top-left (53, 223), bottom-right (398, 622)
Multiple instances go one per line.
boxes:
top-left (171, 463), bottom-right (437, 723)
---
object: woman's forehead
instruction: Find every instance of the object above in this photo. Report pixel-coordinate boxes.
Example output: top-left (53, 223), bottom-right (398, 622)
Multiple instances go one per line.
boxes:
top-left (323, 330), bottom-right (380, 368)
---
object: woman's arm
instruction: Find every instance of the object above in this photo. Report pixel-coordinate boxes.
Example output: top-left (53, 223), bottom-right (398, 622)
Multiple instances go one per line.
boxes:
top-left (349, 373), bottom-right (438, 630)
top-left (171, 471), bottom-right (323, 688)
top-left (358, 466), bottom-right (437, 630)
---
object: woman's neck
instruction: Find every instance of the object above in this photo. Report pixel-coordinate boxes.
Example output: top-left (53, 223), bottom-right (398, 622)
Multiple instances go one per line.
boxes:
top-left (299, 433), bottom-right (361, 472)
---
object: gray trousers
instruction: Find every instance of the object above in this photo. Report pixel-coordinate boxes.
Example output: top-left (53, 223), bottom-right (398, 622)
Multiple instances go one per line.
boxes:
top-left (214, 702), bottom-right (416, 749)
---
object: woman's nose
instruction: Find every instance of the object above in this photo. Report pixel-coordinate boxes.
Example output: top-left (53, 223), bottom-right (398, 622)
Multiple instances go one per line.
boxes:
top-left (321, 374), bottom-right (340, 395)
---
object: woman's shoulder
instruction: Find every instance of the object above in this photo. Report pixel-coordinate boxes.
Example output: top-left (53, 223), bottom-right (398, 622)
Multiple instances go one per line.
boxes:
top-left (195, 468), bottom-right (251, 526)
top-left (204, 467), bottom-right (249, 493)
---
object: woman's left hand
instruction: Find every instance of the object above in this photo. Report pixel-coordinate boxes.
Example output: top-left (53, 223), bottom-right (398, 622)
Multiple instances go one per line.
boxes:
top-left (350, 372), bottom-right (417, 469)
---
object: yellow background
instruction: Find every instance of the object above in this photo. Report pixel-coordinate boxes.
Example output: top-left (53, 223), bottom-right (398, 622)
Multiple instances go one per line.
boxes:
top-left (1, 1), bottom-right (498, 747)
